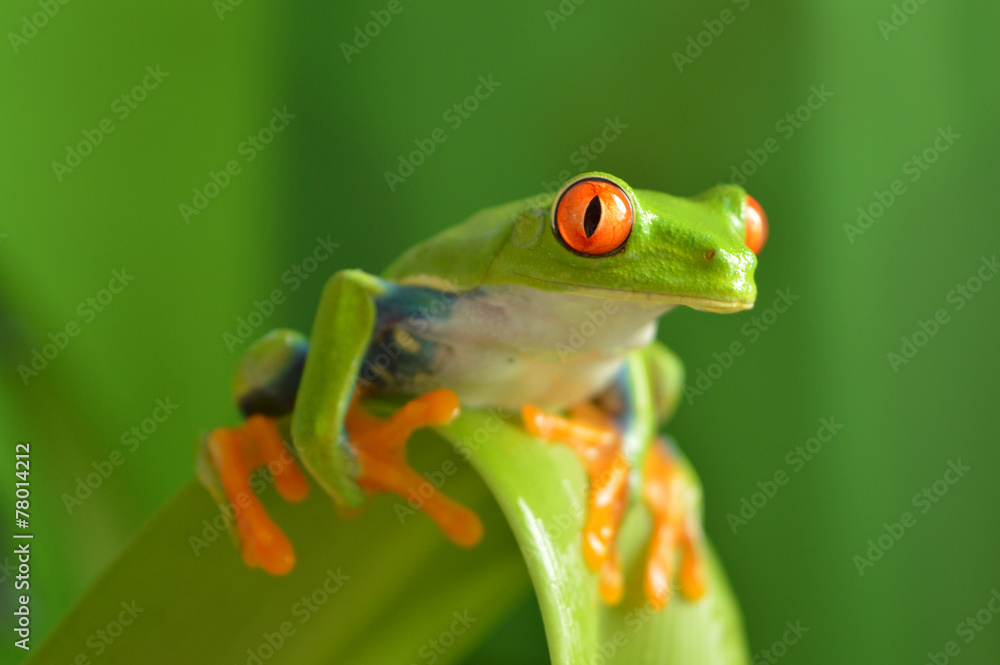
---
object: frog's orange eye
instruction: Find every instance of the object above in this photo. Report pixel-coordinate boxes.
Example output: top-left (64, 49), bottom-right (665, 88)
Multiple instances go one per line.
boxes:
top-left (554, 178), bottom-right (633, 256)
top-left (744, 194), bottom-right (768, 255)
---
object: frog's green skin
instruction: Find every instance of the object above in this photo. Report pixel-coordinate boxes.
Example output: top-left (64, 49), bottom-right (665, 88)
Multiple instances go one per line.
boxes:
top-left (242, 173), bottom-right (758, 509)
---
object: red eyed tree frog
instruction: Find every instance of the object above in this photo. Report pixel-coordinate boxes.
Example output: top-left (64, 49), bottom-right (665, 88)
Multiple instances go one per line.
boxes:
top-left (197, 172), bottom-right (767, 610)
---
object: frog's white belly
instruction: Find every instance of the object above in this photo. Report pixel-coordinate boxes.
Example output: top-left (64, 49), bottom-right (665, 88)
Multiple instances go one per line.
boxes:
top-left (426, 342), bottom-right (639, 411)
top-left (387, 285), bottom-right (667, 411)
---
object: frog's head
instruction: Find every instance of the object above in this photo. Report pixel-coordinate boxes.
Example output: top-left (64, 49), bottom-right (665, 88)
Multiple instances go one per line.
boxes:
top-left (488, 172), bottom-right (766, 312)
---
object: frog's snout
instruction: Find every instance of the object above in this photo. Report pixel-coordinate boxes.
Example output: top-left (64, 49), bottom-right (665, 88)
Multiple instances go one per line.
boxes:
top-left (698, 245), bottom-right (757, 308)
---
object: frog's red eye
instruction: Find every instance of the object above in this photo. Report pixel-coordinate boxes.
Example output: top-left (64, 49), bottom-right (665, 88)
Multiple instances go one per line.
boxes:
top-left (554, 178), bottom-right (633, 256)
top-left (744, 194), bottom-right (768, 255)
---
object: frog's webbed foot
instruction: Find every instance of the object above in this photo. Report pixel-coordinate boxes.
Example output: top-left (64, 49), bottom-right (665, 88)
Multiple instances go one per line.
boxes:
top-left (522, 402), bottom-right (630, 604)
top-left (197, 415), bottom-right (309, 575)
top-left (346, 389), bottom-right (484, 547)
top-left (198, 388), bottom-right (482, 577)
top-left (521, 404), bottom-right (706, 609)
top-left (642, 438), bottom-right (707, 609)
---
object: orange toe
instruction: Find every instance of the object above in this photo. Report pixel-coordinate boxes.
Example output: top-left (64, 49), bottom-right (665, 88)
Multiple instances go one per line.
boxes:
top-left (245, 415), bottom-right (310, 502)
top-left (524, 405), bottom-right (708, 609)
top-left (599, 550), bottom-right (624, 605)
top-left (351, 389), bottom-right (460, 451)
top-left (207, 418), bottom-right (306, 577)
top-left (679, 526), bottom-right (707, 600)
top-left (643, 440), bottom-right (708, 608)
top-left (348, 390), bottom-right (483, 548)
top-left (523, 402), bottom-right (629, 605)
top-left (236, 505), bottom-right (296, 576)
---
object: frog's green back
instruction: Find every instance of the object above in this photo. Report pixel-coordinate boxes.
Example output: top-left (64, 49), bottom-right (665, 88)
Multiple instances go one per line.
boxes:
top-left (382, 198), bottom-right (538, 289)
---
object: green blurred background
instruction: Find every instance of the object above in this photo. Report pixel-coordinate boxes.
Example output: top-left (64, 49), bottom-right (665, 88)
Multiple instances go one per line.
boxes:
top-left (2, 0), bottom-right (998, 663)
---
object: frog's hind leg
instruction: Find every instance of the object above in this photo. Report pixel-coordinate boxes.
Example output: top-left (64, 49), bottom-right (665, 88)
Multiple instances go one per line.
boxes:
top-left (635, 342), bottom-right (708, 607)
top-left (196, 329), bottom-right (311, 575)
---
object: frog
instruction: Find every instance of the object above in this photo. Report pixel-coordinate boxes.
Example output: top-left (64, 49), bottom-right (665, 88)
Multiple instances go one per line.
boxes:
top-left (196, 172), bottom-right (767, 609)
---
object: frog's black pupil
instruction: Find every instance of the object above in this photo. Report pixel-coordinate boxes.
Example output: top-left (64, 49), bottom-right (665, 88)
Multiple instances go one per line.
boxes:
top-left (583, 196), bottom-right (602, 237)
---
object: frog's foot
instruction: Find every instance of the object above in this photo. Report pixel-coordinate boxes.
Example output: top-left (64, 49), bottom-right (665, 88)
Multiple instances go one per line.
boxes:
top-left (522, 402), bottom-right (630, 605)
top-left (642, 439), bottom-right (707, 609)
top-left (199, 415), bottom-right (310, 576)
top-left (345, 389), bottom-right (484, 547)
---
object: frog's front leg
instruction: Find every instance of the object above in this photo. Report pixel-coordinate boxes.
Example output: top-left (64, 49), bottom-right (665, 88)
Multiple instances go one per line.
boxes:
top-left (291, 269), bottom-right (481, 545)
top-left (521, 342), bottom-right (706, 610)
top-left (198, 271), bottom-right (482, 576)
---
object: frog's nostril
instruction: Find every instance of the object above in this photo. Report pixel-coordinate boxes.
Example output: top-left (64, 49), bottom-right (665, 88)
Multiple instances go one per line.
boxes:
top-left (704, 250), bottom-right (717, 261)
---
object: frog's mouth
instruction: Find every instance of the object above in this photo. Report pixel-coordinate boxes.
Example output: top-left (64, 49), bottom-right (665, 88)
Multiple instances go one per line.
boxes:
top-left (514, 275), bottom-right (754, 313)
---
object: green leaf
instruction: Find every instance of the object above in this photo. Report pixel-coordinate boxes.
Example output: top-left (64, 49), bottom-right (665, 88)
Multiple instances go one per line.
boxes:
top-left (437, 408), bottom-right (751, 665)
top-left (26, 431), bottom-right (530, 665)
top-left (29, 406), bottom-right (747, 665)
